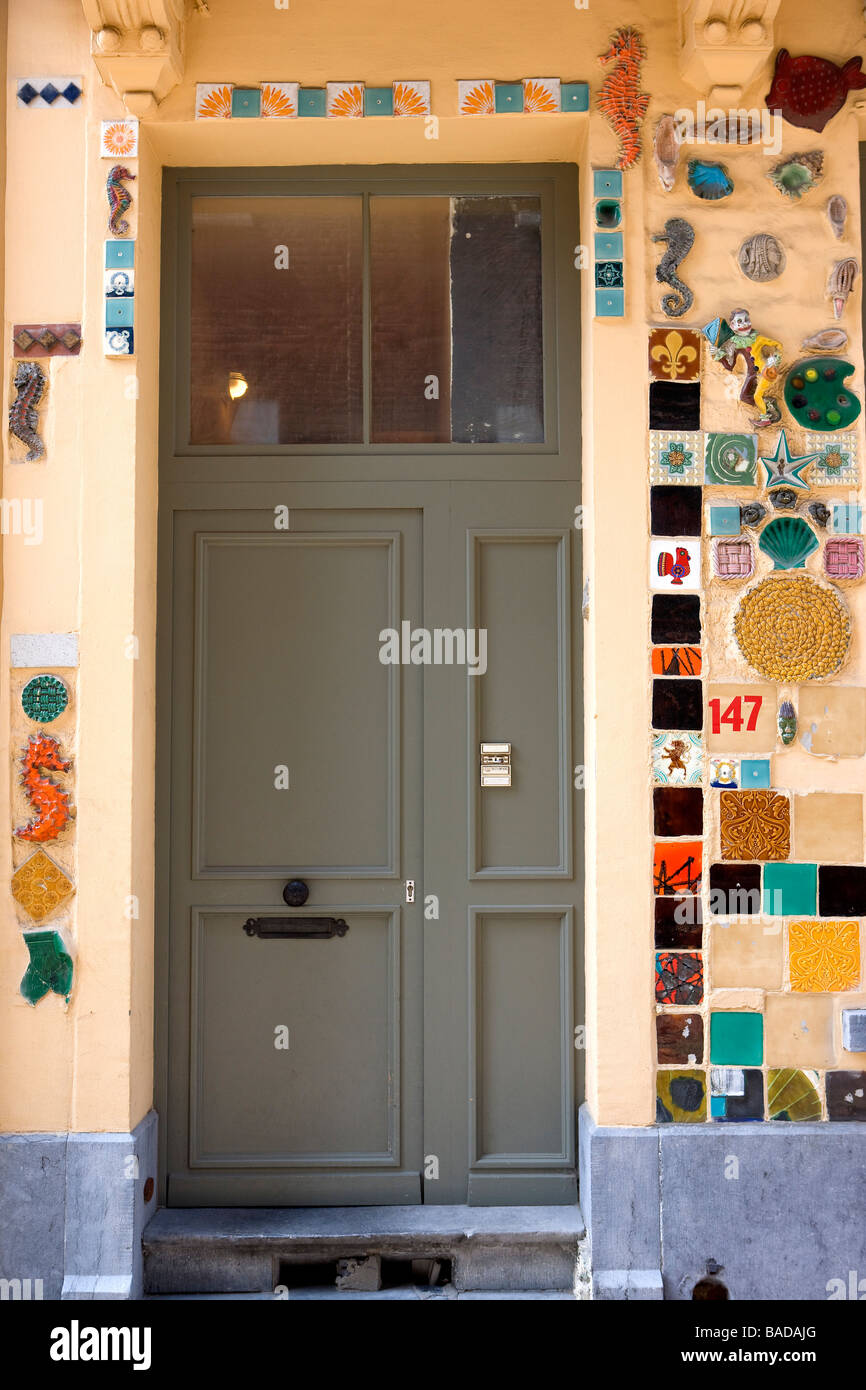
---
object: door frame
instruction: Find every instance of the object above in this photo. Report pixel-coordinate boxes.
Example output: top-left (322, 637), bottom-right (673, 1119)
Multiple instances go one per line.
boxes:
top-left (155, 163), bottom-right (583, 1205)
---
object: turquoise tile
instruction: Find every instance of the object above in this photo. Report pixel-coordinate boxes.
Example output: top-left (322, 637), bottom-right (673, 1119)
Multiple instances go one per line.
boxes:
top-left (105, 298), bottom-right (133, 328)
top-left (741, 758), bottom-right (770, 789)
top-left (231, 87), bottom-right (261, 118)
top-left (595, 199), bottom-right (622, 229)
top-left (594, 168), bottom-right (623, 197)
top-left (595, 287), bottom-right (624, 317)
top-left (763, 862), bottom-right (817, 916)
top-left (105, 240), bottom-right (134, 269)
top-left (594, 231), bottom-right (623, 259)
top-left (709, 505), bottom-right (741, 536)
top-left (298, 88), bottom-right (327, 117)
top-left (561, 82), bottom-right (589, 112)
top-left (494, 82), bottom-right (523, 113)
top-left (710, 1011), bottom-right (763, 1066)
top-left (710, 1095), bottom-right (727, 1117)
top-left (834, 503), bottom-right (862, 534)
top-left (364, 87), bottom-right (394, 116)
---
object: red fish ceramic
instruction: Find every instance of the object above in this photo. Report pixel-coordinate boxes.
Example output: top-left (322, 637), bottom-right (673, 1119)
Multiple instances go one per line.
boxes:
top-left (766, 49), bottom-right (866, 132)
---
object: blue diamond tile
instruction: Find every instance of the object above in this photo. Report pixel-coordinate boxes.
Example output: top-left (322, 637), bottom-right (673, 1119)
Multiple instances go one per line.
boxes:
top-left (40, 83), bottom-right (60, 104)
top-left (17, 82), bottom-right (38, 105)
top-left (61, 82), bottom-right (81, 104)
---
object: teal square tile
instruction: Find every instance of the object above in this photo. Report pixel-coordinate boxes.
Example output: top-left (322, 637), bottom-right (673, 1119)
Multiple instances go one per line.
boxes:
top-left (705, 433), bottom-right (758, 486)
top-left (364, 87), bottom-right (393, 116)
top-left (594, 231), bottom-right (623, 259)
top-left (105, 298), bottom-right (133, 328)
top-left (710, 1011), bottom-right (763, 1066)
top-left (763, 862), bottom-right (817, 916)
top-left (710, 1095), bottom-right (727, 1117)
top-left (561, 82), bottom-right (589, 112)
top-left (834, 503), bottom-right (862, 534)
top-left (709, 505), bottom-right (741, 536)
top-left (594, 199), bottom-right (622, 229)
top-left (595, 287), bottom-right (624, 317)
top-left (741, 758), bottom-right (770, 789)
top-left (593, 168), bottom-right (623, 197)
top-left (494, 82), bottom-right (523, 113)
top-left (299, 88), bottom-right (327, 117)
top-left (105, 240), bottom-right (134, 269)
top-left (231, 87), bottom-right (261, 118)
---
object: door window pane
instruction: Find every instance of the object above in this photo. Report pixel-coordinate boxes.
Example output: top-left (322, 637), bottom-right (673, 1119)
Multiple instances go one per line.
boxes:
top-left (190, 196), bottom-right (363, 444)
top-left (371, 195), bottom-right (544, 444)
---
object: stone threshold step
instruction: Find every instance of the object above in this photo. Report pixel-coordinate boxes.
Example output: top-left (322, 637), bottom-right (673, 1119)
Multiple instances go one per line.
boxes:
top-left (146, 1288), bottom-right (579, 1301)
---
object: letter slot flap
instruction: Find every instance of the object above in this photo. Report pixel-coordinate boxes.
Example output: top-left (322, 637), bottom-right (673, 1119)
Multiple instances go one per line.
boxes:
top-left (480, 742), bottom-right (512, 787)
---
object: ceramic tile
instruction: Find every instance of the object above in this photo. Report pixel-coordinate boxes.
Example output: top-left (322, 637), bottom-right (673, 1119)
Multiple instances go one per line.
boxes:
top-left (707, 684), bottom-right (776, 752)
top-left (710, 1011), bottom-right (763, 1065)
top-left (708, 862), bottom-right (762, 916)
top-left (704, 433), bottom-right (758, 486)
top-left (520, 78), bottom-right (560, 112)
top-left (594, 231), bottom-right (623, 259)
top-left (593, 169), bottom-right (622, 197)
top-left (767, 1068), bottom-right (822, 1121)
top-left (99, 119), bottom-right (138, 158)
top-left (656, 951), bottom-right (703, 1004)
top-left (652, 731), bottom-right (702, 785)
top-left (710, 1066), bottom-right (744, 1097)
top-left (648, 328), bottom-right (701, 382)
top-left (458, 80), bottom-right (495, 115)
top-left (651, 594), bottom-right (701, 644)
top-left (392, 81), bottom-right (430, 116)
top-left (824, 537), bottom-right (865, 579)
top-left (653, 786), bottom-right (703, 837)
top-left (595, 199), bottom-right (621, 230)
top-left (720, 790), bottom-right (790, 862)
top-left (21, 675), bottom-right (68, 724)
top-left (327, 82), bottom-right (365, 117)
top-left (19, 929), bottom-right (73, 1004)
top-left (825, 1070), bottom-right (866, 1120)
top-left (595, 288), bottom-right (624, 317)
top-left (709, 505), bottom-right (741, 536)
top-left (494, 82), bottom-right (523, 113)
top-left (649, 432), bottom-right (703, 485)
top-left (11, 634), bottom-right (78, 667)
top-left (833, 503), bottom-right (862, 534)
top-left (799, 686), bottom-right (866, 758)
top-left (766, 993), bottom-right (835, 1067)
top-left (195, 82), bottom-right (233, 119)
top-left (789, 918), bottom-right (860, 992)
top-left (11, 849), bottom-right (74, 923)
top-left (652, 646), bottom-right (702, 677)
top-left (819, 867), bottom-right (866, 918)
top-left (653, 840), bottom-right (702, 896)
top-left (561, 82), bottom-right (589, 111)
top-left (298, 88), bottom-right (327, 117)
top-left (16, 77), bottom-right (82, 107)
top-left (105, 241), bottom-right (134, 269)
top-left (712, 538), bottom-right (753, 579)
top-left (595, 260), bottom-right (624, 288)
top-left (842, 1010), bottom-right (866, 1052)
top-left (12, 324), bottom-right (81, 356)
top-left (364, 87), bottom-right (394, 116)
top-left (104, 264), bottom-right (134, 298)
top-left (231, 87), bottom-right (261, 117)
top-left (656, 1069), bottom-right (707, 1122)
top-left (654, 895), bottom-right (703, 949)
top-left (650, 539), bottom-right (701, 592)
top-left (713, 1069), bottom-right (764, 1121)
top-left (709, 758), bottom-right (739, 788)
top-left (657, 1012), bottom-right (703, 1065)
top-left (104, 327), bottom-right (134, 357)
top-left (805, 431), bottom-right (859, 486)
top-left (261, 82), bottom-right (299, 117)
top-left (649, 381), bottom-right (701, 432)
top-left (764, 862), bottom-right (817, 916)
top-left (105, 300), bottom-right (133, 329)
top-left (794, 792), bottom-right (863, 862)
top-left (652, 679), bottom-right (702, 732)
top-left (15, 733), bottom-right (72, 842)
top-left (711, 919), bottom-right (783, 989)
top-left (740, 758), bottom-right (771, 788)
top-left (650, 485), bottom-right (702, 537)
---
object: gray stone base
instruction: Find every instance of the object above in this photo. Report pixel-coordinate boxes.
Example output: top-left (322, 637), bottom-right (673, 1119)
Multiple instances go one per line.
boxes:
top-left (0, 1110), bottom-right (157, 1301)
top-left (579, 1102), bottom-right (866, 1301)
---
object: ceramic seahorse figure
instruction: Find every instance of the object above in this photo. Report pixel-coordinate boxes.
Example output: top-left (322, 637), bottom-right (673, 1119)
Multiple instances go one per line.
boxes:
top-left (16, 734), bottom-right (73, 842)
top-left (597, 27), bottom-right (649, 170)
top-left (8, 361), bottom-right (46, 461)
top-left (652, 218), bottom-right (695, 318)
top-left (107, 164), bottom-right (136, 236)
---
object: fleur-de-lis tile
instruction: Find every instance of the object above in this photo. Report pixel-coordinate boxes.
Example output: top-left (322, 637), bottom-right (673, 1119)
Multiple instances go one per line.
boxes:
top-left (649, 328), bottom-right (702, 381)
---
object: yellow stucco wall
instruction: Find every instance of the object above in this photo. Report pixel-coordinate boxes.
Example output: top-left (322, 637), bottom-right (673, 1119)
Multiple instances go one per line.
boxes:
top-left (1, 0), bottom-right (864, 1135)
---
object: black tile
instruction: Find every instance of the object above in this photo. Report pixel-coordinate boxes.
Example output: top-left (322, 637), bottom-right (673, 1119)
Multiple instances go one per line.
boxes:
top-left (708, 863), bottom-right (761, 916)
top-left (652, 678), bottom-right (703, 731)
top-left (652, 594), bottom-right (701, 644)
top-left (818, 866), bottom-right (866, 917)
top-left (654, 895), bottom-right (702, 948)
top-left (826, 1071), bottom-right (866, 1121)
top-left (650, 486), bottom-right (703, 537)
top-left (654, 787), bottom-right (704, 837)
top-left (649, 381), bottom-right (701, 431)
top-left (724, 1069), bottom-right (764, 1121)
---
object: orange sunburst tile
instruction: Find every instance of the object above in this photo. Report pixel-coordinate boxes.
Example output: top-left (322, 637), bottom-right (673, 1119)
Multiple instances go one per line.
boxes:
top-left (393, 82), bottom-right (430, 116)
top-left (261, 83), bottom-right (297, 118)
top-left (196, 83), bottom-right (233, 119)
top-left (522, 80), bottom-right (559, 113)
top-left (328, 83), bottom-right (364, 117)
top-left (459, 81), bottom-right (495, 115)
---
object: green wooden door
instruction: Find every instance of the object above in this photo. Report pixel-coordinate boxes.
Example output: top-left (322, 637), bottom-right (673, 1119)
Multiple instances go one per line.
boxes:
top-left (157, 167), bottom-right (582, 1206)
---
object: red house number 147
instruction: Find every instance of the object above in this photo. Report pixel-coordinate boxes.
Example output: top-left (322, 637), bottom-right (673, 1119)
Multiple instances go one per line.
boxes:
top-left (709, 695), bottom-right (763, 734)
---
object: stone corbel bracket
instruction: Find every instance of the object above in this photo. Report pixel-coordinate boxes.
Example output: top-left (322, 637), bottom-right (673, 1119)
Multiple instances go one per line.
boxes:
top-left (81, 0), bottom-right (190, 117)
top-left (678, 0), bottom-right (781, 105)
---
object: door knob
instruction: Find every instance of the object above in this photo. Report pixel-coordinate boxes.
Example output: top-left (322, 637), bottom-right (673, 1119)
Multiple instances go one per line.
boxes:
top-left (283, 878), bottom-right (310, 907)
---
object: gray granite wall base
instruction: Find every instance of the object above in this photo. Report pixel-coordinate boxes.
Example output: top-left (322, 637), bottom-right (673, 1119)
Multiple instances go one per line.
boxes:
top-left (579, 1102), bottom-right (866, 1301)
top-left (0, 1110), bottom-right (157, 1302)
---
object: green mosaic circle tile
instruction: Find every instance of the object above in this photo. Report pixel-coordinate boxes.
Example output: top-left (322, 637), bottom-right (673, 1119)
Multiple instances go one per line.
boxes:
top-left (21, 674), bottom-right (69, 723)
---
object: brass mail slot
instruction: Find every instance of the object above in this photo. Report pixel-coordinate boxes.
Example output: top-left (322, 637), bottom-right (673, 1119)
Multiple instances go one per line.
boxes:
top-left (480, 742), bottom-right (512, 788)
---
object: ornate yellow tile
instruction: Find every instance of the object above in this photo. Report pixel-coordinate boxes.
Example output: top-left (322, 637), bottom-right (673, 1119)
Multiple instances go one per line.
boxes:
top-left (11, 849), bottom-right (74, 923)
top-left (789, 919), bottom-right (860, 993)
top-left (720, 789), bottom-right (790, 861)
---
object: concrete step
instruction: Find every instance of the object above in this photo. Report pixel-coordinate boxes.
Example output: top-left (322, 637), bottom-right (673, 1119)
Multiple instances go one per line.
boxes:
top-left (143, 1204), bottom-right (587, 1297)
